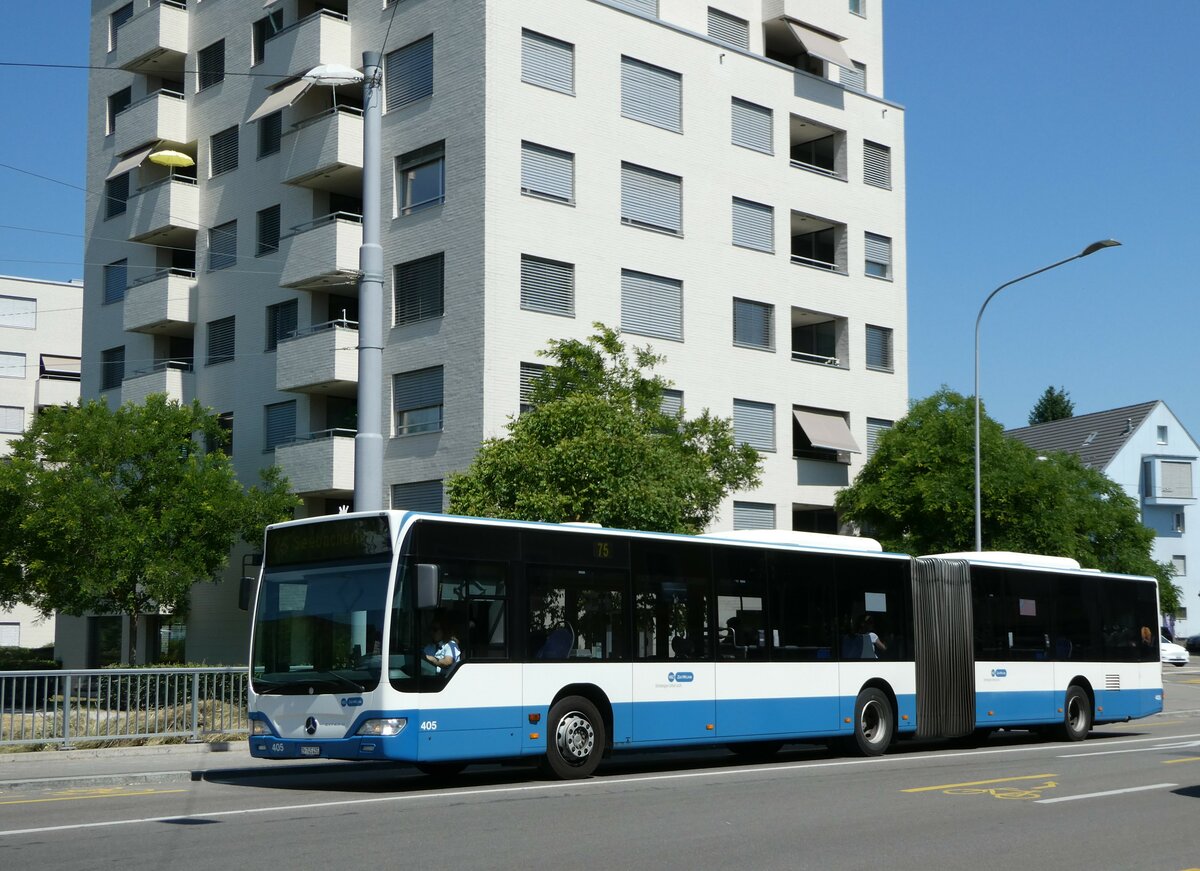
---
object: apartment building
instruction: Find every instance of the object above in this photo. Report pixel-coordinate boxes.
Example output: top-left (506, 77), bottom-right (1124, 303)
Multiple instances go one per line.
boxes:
top-left (78, 0), bottom-right (907, 663)
top-left (0, 275), bottom-right (83, 649)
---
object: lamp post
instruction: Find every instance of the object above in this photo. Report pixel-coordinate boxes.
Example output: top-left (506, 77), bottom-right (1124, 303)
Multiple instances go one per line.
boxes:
top-left (304, 55), bottom-right (384, 511)
top-left (973, 239), bottom-right (1121, 552)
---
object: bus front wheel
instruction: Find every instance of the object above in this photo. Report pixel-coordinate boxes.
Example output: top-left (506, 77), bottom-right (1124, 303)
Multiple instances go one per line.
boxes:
top-left (543, 695), bottom-right (605, 780)
top-left (850, 688), bottom-right (894, 756)
top-left (1056, 685), bottom-right (1092, 742)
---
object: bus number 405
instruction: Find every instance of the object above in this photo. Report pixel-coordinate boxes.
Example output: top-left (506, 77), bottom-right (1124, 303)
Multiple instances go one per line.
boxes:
top-left (420, 721), bottom-right (438, 731)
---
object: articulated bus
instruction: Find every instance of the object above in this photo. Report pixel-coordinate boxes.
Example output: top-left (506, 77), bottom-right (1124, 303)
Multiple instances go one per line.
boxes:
top-left (246, 511), bottom-right (1163, 779)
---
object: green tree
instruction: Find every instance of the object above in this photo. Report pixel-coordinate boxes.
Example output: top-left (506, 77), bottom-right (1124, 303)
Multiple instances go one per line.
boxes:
top-left (1028, 385), bottom-right (1075, 425)
top-left (835, 388), bottom-right (1180, 612)
top-left (0, 395), bottom-right (299, 663)
top-left (448, 324), bottom-right (761, 533)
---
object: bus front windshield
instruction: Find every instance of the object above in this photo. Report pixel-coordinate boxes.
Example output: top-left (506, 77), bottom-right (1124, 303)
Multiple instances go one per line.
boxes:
top-left (251, 558), bottom-right (392, 694)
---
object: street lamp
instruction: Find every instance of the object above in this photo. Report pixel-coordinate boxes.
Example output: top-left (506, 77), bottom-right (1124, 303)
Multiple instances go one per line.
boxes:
top-left (304, 56), bottom-right (384, 511)
top-left (973, 239), bottom-right (1121, 551)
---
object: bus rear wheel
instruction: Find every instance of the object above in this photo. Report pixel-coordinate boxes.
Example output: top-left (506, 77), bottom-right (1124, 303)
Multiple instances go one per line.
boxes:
top-left (543, 695), bottom-right (605, 780)
top-left (850, 688), bottom-right (894, 757)
top-left (1055, 685), bottom-right (1092, 742)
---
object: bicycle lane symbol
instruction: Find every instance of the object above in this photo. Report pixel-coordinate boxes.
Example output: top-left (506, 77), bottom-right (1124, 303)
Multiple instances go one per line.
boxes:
top-left (903, 773), bottom-right (1061, 802)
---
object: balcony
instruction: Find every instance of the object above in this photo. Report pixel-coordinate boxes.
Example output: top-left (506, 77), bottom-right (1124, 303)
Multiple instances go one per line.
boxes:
top-left (279, 213), bottom-right (361, 290)
top-left (260, 10), bottom-right (352, 81)
top-left (276, 320), bottom-right (359, 397)
top-left (790, 211), bottom-right (846, 274)
top-left (124, 269), bottom-right (197, 335)
top-left (275, 429), bottom-right (355, 498)
top-left (113, 90), bottom-right (188, 155)
top-left (791, 308), bottom-right (848, 370)
top-left (790, 115), bottom-right (846, 180)
top-left (282, 108), bottom-right (364, 195)
top-left (127, 177), bottom-right (199, 248)
top-left (121, 360), bottom-right (194, 406)
top-left (35, 376), bottom-right (80, 409)
top-left (111, 0), bottom-right (189, 76)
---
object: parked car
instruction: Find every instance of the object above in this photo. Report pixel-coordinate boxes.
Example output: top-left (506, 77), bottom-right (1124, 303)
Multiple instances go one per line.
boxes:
top-left (1186, 634), bottom-right (1200, 655)
top-left (1162, 635), bottom-right (1190, 667)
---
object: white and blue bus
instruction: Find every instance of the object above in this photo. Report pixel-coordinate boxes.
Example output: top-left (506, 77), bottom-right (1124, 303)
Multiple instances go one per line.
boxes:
top-left (246, 511), bottom-right (1163, 778)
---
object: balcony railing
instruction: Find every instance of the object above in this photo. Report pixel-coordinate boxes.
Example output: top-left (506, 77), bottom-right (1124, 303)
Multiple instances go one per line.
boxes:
top-left (790, 159), bottom-right (842, 179)
top-left (124, 268), bottom-right (197, 335)
top-left (260, 9), bottom-right (352, 81)
top-left (113, 89), bottom-right (187, 155)
top-left (111, 0), bottom-right (189, 75)
top-left (791, 350), bottom-right (840, 366)
top-left (275, 429), bottom-right (355, 497)
top-left (121, 359), bottom-right (194, 406)
top-left (279, 212), bottom-right (362, 289)
top-left (276, 319), bottom-right (359, 396)
top-left (790, 254), bottom-right (842, 272)
top-left (128, 176), bottom-right (199, 246)
top-left (282, 107), bottom-right (364, 191)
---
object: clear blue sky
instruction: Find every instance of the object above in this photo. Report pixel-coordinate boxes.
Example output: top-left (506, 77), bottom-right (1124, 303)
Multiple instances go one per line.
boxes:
top-left (2, 2), bottom-right (1197, 432)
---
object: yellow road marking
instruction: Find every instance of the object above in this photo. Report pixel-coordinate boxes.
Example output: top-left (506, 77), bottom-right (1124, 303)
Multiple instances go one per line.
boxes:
top-left (0, 788), bottom-right (185, 807)
top-left (1162, 756), bottom-right (1200, 765)
top-left (903, 773), bottom-right (1057, 793)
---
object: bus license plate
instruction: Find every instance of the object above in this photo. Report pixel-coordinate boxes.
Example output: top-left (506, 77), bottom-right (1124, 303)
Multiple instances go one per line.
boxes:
top-left (300, 746), bottom-right (321, 757)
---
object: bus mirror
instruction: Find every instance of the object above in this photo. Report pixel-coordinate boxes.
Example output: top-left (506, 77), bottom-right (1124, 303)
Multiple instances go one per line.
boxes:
top-left (416, 563), bottom-right (439, 609)
top-left (238, 577), bottom-right (254, 611)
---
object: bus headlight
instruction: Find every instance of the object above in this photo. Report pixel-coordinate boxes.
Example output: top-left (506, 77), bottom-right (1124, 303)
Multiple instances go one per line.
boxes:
top-left (356, 718), bottom-right (407, 737)
top-left (251, 720), bottom-right (271, 736)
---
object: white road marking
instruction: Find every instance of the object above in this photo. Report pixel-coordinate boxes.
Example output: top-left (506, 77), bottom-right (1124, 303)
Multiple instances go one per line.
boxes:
top-left (1058, 738), bottom-right (1200, 758)
top-left (1034, 783), bottom-right (1177, 804)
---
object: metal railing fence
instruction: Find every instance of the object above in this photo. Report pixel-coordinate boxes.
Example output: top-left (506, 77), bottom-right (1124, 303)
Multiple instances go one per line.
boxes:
top-left (0, 667), bottom-right (248, 748)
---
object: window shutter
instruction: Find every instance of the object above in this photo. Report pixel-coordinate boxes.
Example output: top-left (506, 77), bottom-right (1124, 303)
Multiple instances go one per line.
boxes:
top-left (707, 8), bottom-right (749, 49)
top-left (258, 111), bottom-right (282, 157)
top-left (0, 352), bottom-right (26, 380)
top-left (621, 269), bottom-right (682, 341)
top-left (621, 56), bottom-right (682, 133)
top-left (1162, 461), bottom-right (1194, 499)
top-left (198, 40), bottom-right (225, 90)
top-left (104, 260), bottom-right (127, 304)
top-left (393, 366), bottom-right (444, 413)
top-left (0, 295), bottom-right (37, 328)
top-left (105, 173), bottom-right (129, 218)
top-left (257, 205), bottom-right (280, 255)
top-left (266, 300), bottom-right (297, 351)
top-left (731, 198), bottom-right (774, 252)
top-left (210, 126), bottom-right (239, 176)
top-left (866, 418), bottom-right (893, 458)
top-left (394, 253), bottom-right (444, 325)
top-left (865, 324), bottom-right (892, 370)
top-left (733, 299), bottom-right (773, 349)
top-left (521, 142), bottom-right (574, 202)
top-left (521, 30), bottom-right (573, 94)
top-left (731, 98), bottom-right (772, 154)
top-left (209, 221), bottom-right (237, 271)
top-left (621, 163), bottom-right (682, 234)
top-left (0, 406), bottom-right (24, 434)
top-left (519, 362), bottom-right (546, 413)
top-left (609, 0), bottom-right (657, 16)
top-left (733, 501), bottom-right (775, 530)
top-left (100, 347), bottom-right (125, 390)
top-left (207, 316), bottom-right (235, 365)
top-left (840, 62), bottom-right (865, 92)
top-left (385, 35), bottom-right (434, 111)
top-left (865, 232), bottom-right (891, 277)
top-left (264, 400), bottom-right (296, 450)
top-left (392, 480), bottom-right (444, 513)
top-left (660, 388), bottom-right (684, 418)
top-left (733, 399), bottom-right (775, 451)
top-left (520, 255), bottom-right (574, 316)
top-left (863, 141), bottom-right (891, 188)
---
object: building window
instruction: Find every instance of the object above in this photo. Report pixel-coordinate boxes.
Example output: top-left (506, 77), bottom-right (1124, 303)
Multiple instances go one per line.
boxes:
top-left (849, 0), bottom-right (866, 16)
top-left (621, 163), bottom-right (682, 235)
top-left (266, 300), bottom-right (297, 351)
top-left (107, 87), bottom-right (132, 134)
top-left (621, 56), bottom-right (682, 133)
top-left (150, 618), bottom-right (188, 664)
top-left (394, 366), bottom-right (443, 435)
top-left (1174, 512), bottom-right (1186, 534)
top-left (206, 411), bottom-right (233, 456)
top-left (258, 111), bottom-right (282, 158)
top-left (100, 346), bottom-right (125, 391)
top-left (109, 2), bottom-right (134, 51)
top-left (210, 125), bottom-right (239, 177)
top-left (264, 400), bottom-right (296, 451)
top-left (840, 61), bottom-right (866, 93)
top-left (791, 213), bottom-right (845, 273)
top-left (661, 388), bottom-right (684, 418)
top-left (733, 501), bottom-right (775, 531)
top-left (521, 255), bottom-right (574, 317)
top-left (206, 316), bottom-right (235, 366)
top-left (385, 34), bottom-right (433, 112)
top-left (621, 269), bottom-right (682, 341)
top-left (865, 232), bottom-right (892, 279)
top-left (103, 260), bottom-right (128, 305)
top-left (866, 418), bottom-right (893, 458)
top-left (793, 407), bottom-right (860, 463)
top-left (395, 141), bottom-right (445, 215)
top-left (392, 480), bottom-right (444, 513)
top-left (0, 352), bottom-right (25, 381)
top-left (734, 399), bottom-right (775, 452)
top-left (198, 40), bottom-right (226, 91)
top-left (521, 142), bottom-right (574, 203)
top-left (1158, 425), bottom-right (1169, 444)
top-left (732, 197), bottom-right (774, 252)
top-left (863, 141), bottom-right (891, 189)
top-left (610, 0), bottom-right (658, 17)
top-left (707, 8), bottom-right (749, 50)
top-left (40, 354), bottom-right (81, 381)
top-left (521, 29), bottom-right (574, 94)
top-left (792, 310), bottom-right (843, 366)
top-left (0, 406), bottom-right (23, 434)
top-left (0, 295), bottom-right (36, 329)
top-left (733, 298), bottom-right (774, 351)
top-left (256, 205), bottom-right (281, 255)
top-left (208, 220), bottom-right (237, 271)
top-left (791, 116), bottom-right (845, 178)
top-left (865, 324), bottom-right (893, 371)
top-left (252, 10), bottom-right (283, 66)
top-left (520, 362), bottom-right (547, 414)
top-left (1172, 555), bottom-right (1187, 577)
top-left (105, 173), bottom-right (129, 219)
top-left (731, 98), bottom-right (772, 155)
top-left (394, 252), bottom-right (444, 325)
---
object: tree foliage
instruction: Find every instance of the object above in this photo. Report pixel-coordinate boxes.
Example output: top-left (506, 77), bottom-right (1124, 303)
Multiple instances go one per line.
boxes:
top-left (448, 324), bottom-right (761, 533)
top-left (1028, 385), bottom-right (1075, 425)
top-left (835, 388), bottom-right (1180, 612)
top-left (0, 396), bottom-right (299, 662)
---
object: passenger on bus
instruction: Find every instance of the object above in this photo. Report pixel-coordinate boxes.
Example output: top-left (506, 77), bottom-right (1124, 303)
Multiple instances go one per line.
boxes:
top-left (842, 615), bottom-right (886, 660)
top-left (423, 614), bottom-right (462, 675)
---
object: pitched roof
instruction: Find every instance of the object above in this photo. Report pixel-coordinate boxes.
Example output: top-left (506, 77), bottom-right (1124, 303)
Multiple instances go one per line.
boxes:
top-left (1005, 400), bottom-right (1160, 470)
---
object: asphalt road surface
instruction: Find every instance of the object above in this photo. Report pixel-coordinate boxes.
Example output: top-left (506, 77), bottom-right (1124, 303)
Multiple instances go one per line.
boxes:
top-left (3, 666), bottom-right (1200, 871)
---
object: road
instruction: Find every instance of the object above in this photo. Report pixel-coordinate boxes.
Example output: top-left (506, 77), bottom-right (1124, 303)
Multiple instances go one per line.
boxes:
top-left (3, 666), bottom-right (1199, 870)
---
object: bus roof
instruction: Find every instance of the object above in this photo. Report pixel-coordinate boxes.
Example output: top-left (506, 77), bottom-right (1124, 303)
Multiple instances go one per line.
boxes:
top-left (698, 529), bottom-right (884, 552)
top-left (927, 551), bottom-right (1083, 570)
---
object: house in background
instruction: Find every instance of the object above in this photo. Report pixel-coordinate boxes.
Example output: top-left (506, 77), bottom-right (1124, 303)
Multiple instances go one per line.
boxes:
top-left (1007, 401), bottom-right (1198, 637)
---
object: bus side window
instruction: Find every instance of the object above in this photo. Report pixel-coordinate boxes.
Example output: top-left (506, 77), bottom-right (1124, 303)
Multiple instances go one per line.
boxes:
top-left (632, 540), bottom-right (712, 661)
top-left (714, 547), bottom-right (768, 661)
top-left (767, 552), bottom-right (834, 661)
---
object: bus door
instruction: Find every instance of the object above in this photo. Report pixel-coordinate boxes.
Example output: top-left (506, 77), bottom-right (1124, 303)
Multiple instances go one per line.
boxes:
top-left (973, 568), bottom-right (1057, 725)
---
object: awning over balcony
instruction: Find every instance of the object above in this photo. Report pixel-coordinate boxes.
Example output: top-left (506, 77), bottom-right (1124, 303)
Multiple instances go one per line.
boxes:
top-left (784, 20), bottom-right (855, 70)
top-left (41, 354), bottom-right (81, 378)
top-left (247, 78), bottom-right (311, 122)
top-left (793, 408), bottom-right (861, 453)
top-left (105, 145), bottom-right (155, 180)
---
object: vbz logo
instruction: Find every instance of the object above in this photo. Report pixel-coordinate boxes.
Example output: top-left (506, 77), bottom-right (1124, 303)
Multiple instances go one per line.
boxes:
top-left (340, 697), bottom-right (364, 707)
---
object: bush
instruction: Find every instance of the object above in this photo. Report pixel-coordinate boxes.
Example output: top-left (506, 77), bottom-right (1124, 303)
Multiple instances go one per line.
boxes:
top-left (0, 646), bottom-right (59, 672)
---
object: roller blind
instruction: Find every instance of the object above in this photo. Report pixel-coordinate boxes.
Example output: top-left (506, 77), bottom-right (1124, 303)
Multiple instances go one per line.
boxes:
top-left (734, 399), bottom-right (775, 451)
top-left (103, 261), bottom-right (127, 304)
top-left (393, 366), bottom-right (443, 413)
top-left (394, 253), bottom-right (444, 325)
top-left (519, 362), bottom-right (546, 413)
top-left (385, 35), bottom-right (434, 111)
top-left (521, 255), bottom-right (574, 316)
top-left (660, 389), bottom-right (683, 418)
top-left (521, 142), bottom-right (574, 202)
top-left (707, 8), bottom-right (749, 49)
top-left (621, 56), bottom-right (681, 133)
top-left (0, 352), bottom-right (25, 380)
top-left (206, 316), bottom-right (235, 365)
top-left (609, 0), bottom-right (657, 17)
top-left (866, 418), bottom-right (893, 458)
top-left (257, 205), bottom-right (280, 255)
top-left (732, 197), bottom-right (774, 252)
top-left (731, 98), bottom-right (772, 154)
top-left (209, 221), bottom-right (237, 271)
top-left (621, 163), bottom-right (682, 234)
top-left (264, 400), bottom-right (296, 450)
top-left (521, 30), bottom-right (573, 94)
top-left (863, 140), bottom-right (891, 188)
top-left (621, 269), bottom-right (682, 341)
top-left (392, 480), bottom-right (444, 514)
top-left (0, 295), bottom-right (36, 328)
top-left (865, 324), bottom-right (892, 370)
top-left (733, 501), bottom-right (775, 531)
top-left (266, 300), bottom-right (297, 351)
top-left (0, 406), bottom-right (24, 434)
top-left (733, 298), bottom-right (773, 349)
top-left (210, 125), bottom-right (239, 176)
